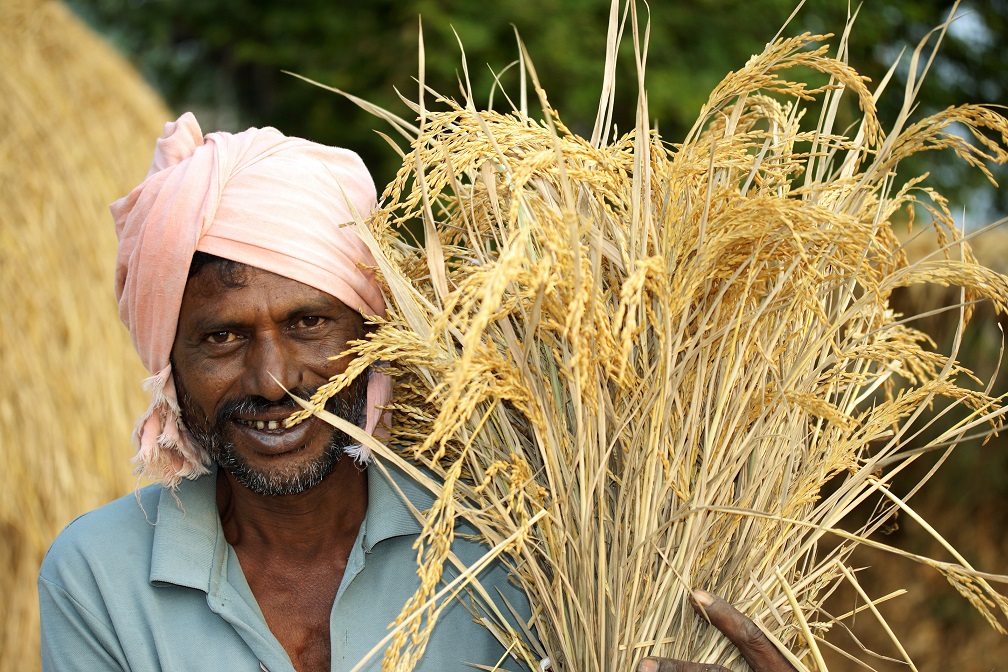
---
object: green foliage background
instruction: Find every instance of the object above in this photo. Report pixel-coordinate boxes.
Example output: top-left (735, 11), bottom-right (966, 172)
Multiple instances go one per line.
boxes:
top-left (69, 0), bottom-right (1006, 219)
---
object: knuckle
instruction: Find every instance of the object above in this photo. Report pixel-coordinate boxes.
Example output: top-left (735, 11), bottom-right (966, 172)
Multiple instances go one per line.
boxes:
top-left (740, 619), bottom-right (769, 650)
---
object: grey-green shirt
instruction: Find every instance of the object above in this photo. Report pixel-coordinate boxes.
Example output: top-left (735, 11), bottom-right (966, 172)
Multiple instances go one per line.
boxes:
top-left (38, 461), bottom-right (531, 671)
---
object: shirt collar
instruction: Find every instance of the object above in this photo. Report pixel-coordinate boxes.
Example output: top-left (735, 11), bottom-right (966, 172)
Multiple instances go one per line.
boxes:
top-left (148, 467), bottom-right (223, 591)
top-left (148, 458), bottom-right (431, 590)
top-left (362, 458), bottom-right (430, 552)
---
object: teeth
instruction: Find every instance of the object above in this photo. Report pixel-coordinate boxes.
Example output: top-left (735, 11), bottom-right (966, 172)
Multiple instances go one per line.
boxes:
top-left (243, 420), bottom-right (282, 431)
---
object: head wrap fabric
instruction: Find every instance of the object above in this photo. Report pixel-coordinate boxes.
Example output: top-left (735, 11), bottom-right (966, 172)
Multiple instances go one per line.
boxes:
top-left (112, 112), bottom-right (390, 487)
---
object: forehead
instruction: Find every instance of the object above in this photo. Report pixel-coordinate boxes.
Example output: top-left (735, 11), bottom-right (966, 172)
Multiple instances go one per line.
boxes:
top-left (178, 261), bottom-right (356, 324)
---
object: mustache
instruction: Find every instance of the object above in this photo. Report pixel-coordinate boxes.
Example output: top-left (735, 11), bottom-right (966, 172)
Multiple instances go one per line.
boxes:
top-left (216, 387), bottom-right (319, 425)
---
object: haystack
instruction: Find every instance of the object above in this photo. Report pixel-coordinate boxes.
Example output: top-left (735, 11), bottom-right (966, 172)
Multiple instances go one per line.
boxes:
top-left (297, 3), bottom-right (1008, 670)
top-left (0, 2), bottom-right (170, 669)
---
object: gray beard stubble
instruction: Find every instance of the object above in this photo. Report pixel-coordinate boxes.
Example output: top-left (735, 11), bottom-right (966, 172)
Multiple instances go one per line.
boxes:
top-left (176, 373), bottom-right (368, 497)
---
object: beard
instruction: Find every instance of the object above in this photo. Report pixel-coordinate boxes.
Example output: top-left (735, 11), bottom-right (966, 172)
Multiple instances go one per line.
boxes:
top-left (176, 373), bottom-right (368, 497)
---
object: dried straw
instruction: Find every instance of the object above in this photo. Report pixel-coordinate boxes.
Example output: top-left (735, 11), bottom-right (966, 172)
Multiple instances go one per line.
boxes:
top-left (304, 4), bottom-right (1008, 670)
top-left (0, 2), bottom-right (169, 670)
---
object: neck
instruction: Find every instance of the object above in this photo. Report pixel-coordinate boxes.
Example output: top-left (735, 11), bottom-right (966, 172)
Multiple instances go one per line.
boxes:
top-left (216, 458), bottom-right (368, 557)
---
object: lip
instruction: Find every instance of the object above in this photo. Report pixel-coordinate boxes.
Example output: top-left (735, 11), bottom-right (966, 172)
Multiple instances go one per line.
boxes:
top-left (230, 414), bottom-right (318, 456)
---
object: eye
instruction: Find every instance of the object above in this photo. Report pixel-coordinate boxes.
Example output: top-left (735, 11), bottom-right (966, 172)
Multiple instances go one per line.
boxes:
top-left (205, 331), bottom-right (239, 344)
top-left (294, 316), bottom-right (326, 329)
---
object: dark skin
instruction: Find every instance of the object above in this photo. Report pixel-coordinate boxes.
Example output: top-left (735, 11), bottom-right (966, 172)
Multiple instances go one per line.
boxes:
top-left (172, 264), bottom-right (368, 671)
top-left (171, 262), bottom-right (795, 672)
top-left (640, 590), bottom-right (797, 672)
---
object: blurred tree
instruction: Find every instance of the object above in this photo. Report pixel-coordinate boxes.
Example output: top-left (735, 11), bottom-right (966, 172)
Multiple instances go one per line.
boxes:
top-left (68, 0), bottom-right (1005, 213)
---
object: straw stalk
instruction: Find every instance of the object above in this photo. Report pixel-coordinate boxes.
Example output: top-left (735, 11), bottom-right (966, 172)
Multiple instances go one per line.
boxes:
top-left (295, 3), bottom-right (1008, 670)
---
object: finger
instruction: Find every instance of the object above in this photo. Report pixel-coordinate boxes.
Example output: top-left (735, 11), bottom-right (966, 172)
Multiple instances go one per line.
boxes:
top-left (691, 590), bottom-right (797, 672)
top-left (639, 657), bottom-right (731, 672)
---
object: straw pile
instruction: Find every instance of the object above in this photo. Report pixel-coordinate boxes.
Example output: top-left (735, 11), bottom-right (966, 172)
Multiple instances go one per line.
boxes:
top-left (300, 4), bottom-right (1008, 671)
top-left (0, 1), bottom-right (169, 669)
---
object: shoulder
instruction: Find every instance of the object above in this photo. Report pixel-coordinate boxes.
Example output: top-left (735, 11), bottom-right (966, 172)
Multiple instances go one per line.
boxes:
top-left (36, 479), bottom-right (238, 672)
top-left (39, 484), bottom-right (162, 589)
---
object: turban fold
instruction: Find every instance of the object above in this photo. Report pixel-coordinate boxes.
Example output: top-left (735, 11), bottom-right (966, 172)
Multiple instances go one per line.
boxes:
top-left (112, 112), bottom-right (390, 487)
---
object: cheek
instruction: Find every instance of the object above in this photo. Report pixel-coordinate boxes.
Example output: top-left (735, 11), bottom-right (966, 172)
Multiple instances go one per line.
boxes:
top-left (311, 335), bottom-right (361, 378)
top-left (173, 358), bottom-right (239, 418)
top-left (323, 352), bottom-right (355, 377)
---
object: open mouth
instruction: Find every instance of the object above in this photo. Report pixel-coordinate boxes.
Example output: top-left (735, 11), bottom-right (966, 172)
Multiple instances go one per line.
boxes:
top-left (228, 413), bottom-right (319, 457)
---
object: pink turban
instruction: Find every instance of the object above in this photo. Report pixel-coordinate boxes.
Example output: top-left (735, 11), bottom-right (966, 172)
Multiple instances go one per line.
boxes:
top-left (112, 112), bottom-right (390, 488)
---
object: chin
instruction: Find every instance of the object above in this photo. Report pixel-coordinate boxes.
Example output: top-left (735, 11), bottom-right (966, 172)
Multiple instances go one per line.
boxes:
top-left (211, 425), bottom-right (350, 496)
top-left (222, 445), bottom-right (344, 496)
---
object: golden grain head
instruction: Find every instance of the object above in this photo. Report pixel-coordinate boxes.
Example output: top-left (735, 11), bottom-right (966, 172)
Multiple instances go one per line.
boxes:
top-left (297, 6), bottom-right (1008, 672)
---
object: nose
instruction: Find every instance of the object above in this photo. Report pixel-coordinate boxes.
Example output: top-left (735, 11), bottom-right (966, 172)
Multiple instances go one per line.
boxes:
top-left (243, 332), bottom-right (302, 402)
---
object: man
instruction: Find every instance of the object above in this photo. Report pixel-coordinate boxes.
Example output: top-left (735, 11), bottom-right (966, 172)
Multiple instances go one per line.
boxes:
top-left (39, 114), bottom-right (795, 672)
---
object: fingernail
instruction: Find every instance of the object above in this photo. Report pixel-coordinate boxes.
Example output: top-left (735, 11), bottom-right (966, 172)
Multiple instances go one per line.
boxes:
top-left (639, 659), bottom-right (658, 672)
top-left (693, 588), bottom-right (714, 606)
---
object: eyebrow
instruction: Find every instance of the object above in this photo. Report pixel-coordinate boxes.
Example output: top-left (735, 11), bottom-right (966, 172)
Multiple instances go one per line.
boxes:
top-left (185, 300), bottom-right (350, 337)
top-left (282, 301), bottom-right (340, 320)
top-left (186, 317), bottom-right (249, 338)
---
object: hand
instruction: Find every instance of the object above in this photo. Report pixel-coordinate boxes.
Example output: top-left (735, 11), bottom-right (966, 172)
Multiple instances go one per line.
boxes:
top-left (638, 589), bottom-right (797, 672)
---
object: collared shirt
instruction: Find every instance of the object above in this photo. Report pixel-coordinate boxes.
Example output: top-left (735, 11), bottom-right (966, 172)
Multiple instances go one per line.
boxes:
top-left (38, 461), bottom-right (531, 671)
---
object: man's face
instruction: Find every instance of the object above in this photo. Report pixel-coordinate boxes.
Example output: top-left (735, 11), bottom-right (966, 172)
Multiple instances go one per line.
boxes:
top-left (171, 261), bottom-right (367, 496)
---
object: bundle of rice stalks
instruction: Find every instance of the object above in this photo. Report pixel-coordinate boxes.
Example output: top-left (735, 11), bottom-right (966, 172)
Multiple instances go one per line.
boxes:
top-left (299, 3), bottom-right (1008, 670)
top-left (0, 2), bottom-right (169, 670)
